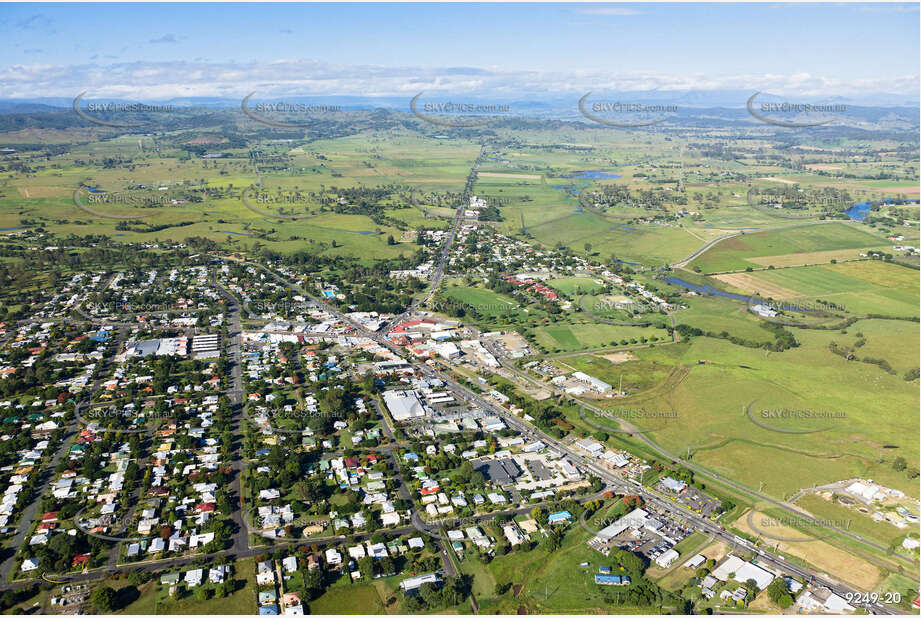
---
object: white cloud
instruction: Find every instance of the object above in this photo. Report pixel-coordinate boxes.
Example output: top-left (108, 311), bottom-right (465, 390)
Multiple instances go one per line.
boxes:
top-left (0, 59), bottom-right (915, 101)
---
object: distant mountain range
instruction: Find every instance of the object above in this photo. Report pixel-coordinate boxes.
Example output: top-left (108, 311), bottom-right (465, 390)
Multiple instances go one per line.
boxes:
top-left (0, 89), bottom-right (917, 115)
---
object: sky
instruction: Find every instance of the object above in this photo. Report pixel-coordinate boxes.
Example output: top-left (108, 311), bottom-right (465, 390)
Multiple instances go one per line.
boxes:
top-left (1, 2), bottom-right (918, 101)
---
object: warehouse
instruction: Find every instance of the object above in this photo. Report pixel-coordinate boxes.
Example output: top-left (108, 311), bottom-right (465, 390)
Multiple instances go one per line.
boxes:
top-left (383, 390), bottom-right (427, 421)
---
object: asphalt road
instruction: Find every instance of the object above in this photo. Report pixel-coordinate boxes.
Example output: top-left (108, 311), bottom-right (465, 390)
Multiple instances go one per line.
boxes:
top-left (213, 278), bottom-right (251, 557)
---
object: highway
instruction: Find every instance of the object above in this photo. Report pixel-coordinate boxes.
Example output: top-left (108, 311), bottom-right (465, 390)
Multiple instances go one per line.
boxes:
top-left (392, 147), bottom-right (484, 324)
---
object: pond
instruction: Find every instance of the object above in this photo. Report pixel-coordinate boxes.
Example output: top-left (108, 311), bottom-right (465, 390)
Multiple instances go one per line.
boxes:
top-left (563, 170), bottom-right (622, 180)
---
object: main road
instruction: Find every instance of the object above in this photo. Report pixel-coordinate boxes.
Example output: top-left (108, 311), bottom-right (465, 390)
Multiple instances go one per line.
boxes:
top-left (213, 277), bottom-right (250, 557)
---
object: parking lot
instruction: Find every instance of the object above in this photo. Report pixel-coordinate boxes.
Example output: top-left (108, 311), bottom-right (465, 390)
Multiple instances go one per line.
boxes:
top-left (611, 509), bottom-right (692, 562)
top-left (675, 487), bottom-right (720, 517)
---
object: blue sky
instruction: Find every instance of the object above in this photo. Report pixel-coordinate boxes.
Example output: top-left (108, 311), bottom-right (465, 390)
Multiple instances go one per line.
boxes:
top-left (0, 3), bottom-right (918, 100)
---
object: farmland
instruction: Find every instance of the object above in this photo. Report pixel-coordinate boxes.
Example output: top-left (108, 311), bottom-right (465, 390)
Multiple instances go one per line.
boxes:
top-left (710, 260), bottom-right (919, 317)
top-left (688, 222), bottom-right (892, 273)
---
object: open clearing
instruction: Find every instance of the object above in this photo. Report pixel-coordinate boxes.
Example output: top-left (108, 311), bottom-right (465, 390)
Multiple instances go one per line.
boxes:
top-left (746, 247), bottom-right (881, 268)
top-left (712, 272), bottom-right (799, 299)
top-left (16, 185), bottom-right (70, 198)
top-left (738, 260), bottom-right (919, 316)
top-left (478, 171), bottom-right (542, 180)
top-left (758, 177), bottom-right (798, 185)
top-left (600, 351), bottom-right (638, 364)
top-left (734, 509), bottom-right (884, 590)
top-left (879, 185), bottom-right (920, 195)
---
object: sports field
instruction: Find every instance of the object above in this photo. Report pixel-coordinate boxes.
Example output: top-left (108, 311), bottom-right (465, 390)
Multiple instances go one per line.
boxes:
top-left (546, 276), bottom-right (604, 296)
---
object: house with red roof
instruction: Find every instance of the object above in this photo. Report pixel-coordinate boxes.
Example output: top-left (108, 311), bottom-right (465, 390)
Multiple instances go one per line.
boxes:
top-left (195, 503), bottom-right (216, 514)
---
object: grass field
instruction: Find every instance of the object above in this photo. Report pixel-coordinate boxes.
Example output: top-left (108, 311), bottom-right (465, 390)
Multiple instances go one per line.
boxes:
top-left (1, 128), bottom-right (477, 259)
top-left (532, 322), bottom-right (670, 353)
top-left (474, 519), bottom-right (672, 614)
top-left (719, 260), bottom-right (919, 317)
top-left (553, 352), bottom-right (677, 396)
top-left (794, 493), bottom-right (911, 549)
top-left (689, 222), bottom-right (891, 273)
top-left (672, 294), bottom-right (779, 344)
top-left (733, 508), bottom-right (885, 590)
top-left (546, 276), bottom-right (605, 296)
top-left (525, 211), bottom-right (703, 265)
top-left (116, 558), bottom-right (257, 615)
top-left (594, 335), bottom-right (919, 501)
top-left (308, 577), bottom-right (387, 614)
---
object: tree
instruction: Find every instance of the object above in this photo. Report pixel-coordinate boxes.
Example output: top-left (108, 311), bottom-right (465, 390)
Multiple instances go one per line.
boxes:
top-left (767, 577), bottom-right (793, 607)
top-left (91, 586), bottom-right (118, 612)
top-left (744, 579), bottom-right (759, 603)
top-left (358, 556), bottom-right (375, 581)
top-left (541, 527), bottom-right (563, 552)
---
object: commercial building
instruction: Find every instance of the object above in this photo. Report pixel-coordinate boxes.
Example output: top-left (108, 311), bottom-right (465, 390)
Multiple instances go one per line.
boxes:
top-left (383, 390), bottom-right (427, 421)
